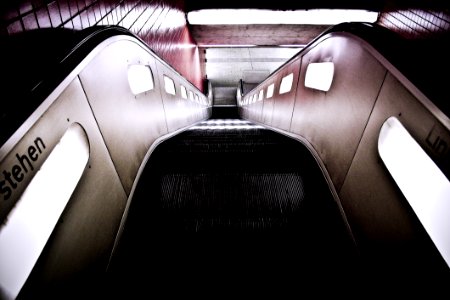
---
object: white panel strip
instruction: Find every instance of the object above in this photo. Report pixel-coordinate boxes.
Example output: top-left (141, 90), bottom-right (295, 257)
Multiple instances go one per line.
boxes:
top-left (378, 117), bottom-right (450, 267)
top-left (0, 123), bottom-right (89, 299)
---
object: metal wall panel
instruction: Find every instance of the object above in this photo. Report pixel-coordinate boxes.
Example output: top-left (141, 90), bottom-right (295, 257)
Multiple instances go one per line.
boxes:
top-left (262, 97), bottom-right (275, 126)
top-left (339, 72), bottom-right (450, 269)
top-left (156, 62), bottom-right (207, 132)
top-left (6, 78), bottom-right (127, 295)
top-left (271, 57), bottom-right (301, 131)
top-left (79, 39), bottom-right (168, 195)
top-left (290, 37), bottom-right (387, 190)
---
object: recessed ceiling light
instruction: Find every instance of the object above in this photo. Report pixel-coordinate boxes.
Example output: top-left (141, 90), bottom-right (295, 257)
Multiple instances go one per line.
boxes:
top-left (187, 9), bottom-right (378, 25)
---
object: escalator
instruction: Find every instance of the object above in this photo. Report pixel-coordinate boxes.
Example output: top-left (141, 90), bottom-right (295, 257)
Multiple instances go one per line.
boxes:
top-left (1, 22), bottom-right (449, 299)
top-left (105, 119), bottom-right (359, 296)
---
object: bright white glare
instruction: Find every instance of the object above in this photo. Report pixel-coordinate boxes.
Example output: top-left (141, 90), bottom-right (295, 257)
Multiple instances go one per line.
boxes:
top-left (267, 84), bottom-right (274, 98)
top-left (163, 75), bottom-right (176, 96)
top-left (180, 85), bottom-right (187, 99)
top-left (187, 9), bottom-right (378, 25)
top-left (305, 62), bottom-right (334, 92)
top-left (191, 119), bottom-right (258, 130)
top-left (258, 90), bottom-right (264, 101)
top-left (279, 73), bottom-right (294, 94)
top-left (127, 65), bottom-right (154, 95)
top-left (203, 44), bottom-right (258, 48)
top-left (0, 124), bottom-right (89, 299)
top-left (202, 119), bottom-right (250, 126)
top-left (188, 90), bottom-right (194, 100)
top-left (190, 125), bottom-right (264, 130)
top-left (279, 45), bottom-right (305, 48)
top-left (378, 117), bottom-right (450, 267)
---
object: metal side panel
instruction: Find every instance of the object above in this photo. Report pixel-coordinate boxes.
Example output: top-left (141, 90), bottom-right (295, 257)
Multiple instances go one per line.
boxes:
top-left (1, 78), bottom-right (127, 297)
top-left (248, 90), bottom-right (264, 123)
top-left (262, 98), bottom-right (275, 126)
top-left (271, 57), bottom-right (301, 131)
top-left (79, 39), bottom-right (168, 195)
top-left (290, 36), bottom-right (387, 190)
top-left (339, 72), bottom-right (449, 274)
top-left (155, 63), bottom-right (190, 132)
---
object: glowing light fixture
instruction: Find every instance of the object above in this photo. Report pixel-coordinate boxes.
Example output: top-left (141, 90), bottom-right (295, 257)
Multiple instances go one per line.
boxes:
top-left (0, 124), bottom-right (89, 299)
top-left (378, 117), bottom-right (450, 267)
top-left (181, 85), bottom-right (187, 99)
top-left (187, 9), bottom-right (378, 25)
top-left (190, 119), bottom-right (264, 130)
top-left (258, 90), bottom-right (264, 101)
top-left (305, 62), bottom-right (334, 92)
top-left (279, 73), bottom-right (294, 94)
top-left (267, 84), bottom-right (274, 98)
top-left (127, 65), bottom-right (154, 95)
top-left (163, 75), bottom-right (176, 96)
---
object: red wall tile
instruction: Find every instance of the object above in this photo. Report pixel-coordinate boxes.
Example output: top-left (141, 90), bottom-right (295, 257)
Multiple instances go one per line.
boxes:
top-left (0, 0), bottom-right (204, 91)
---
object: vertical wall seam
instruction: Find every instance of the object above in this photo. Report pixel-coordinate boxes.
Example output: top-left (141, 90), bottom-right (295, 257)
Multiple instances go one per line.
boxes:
top-left (338, 69), bottom-right (388, 195)
top-left (76, 75), bottom-right (129, 196)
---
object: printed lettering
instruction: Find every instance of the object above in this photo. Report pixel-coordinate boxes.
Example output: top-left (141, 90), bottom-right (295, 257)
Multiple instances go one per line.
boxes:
top-left (16, 152), bottom-right (33, 173)
top-left (34, 137), bottom-right (45, 153)
top-left (436, 138), bottom-right (448, 155)
top-left (1, 136), bottom-right (46, 201)
top-left (426, 128), bottom-right (449, 157)
top-left (3, 170), bottom-right (17, 189)
top-left (12, 165), bottom-right (24, 182)
top-left (0, 180), bottom-right (12, 201)
top-left (28, 145), bottom-right (38, 161)
top-left (426, 129), bottom-right (436, 148)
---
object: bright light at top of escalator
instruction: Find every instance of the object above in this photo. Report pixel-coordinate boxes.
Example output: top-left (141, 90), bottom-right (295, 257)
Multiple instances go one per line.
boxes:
top-left (189, 119), bottom-right (265, 130)
top-left (187, 9), bottom-right (378, 25)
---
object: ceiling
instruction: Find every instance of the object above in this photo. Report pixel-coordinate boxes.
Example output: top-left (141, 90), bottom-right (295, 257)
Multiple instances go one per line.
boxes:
top-left (191, 24), bottom-right (331, 47)
top-left (185, 0), bottom-right (448, 103)
top-left (185, 0), bottom-right (447, 46)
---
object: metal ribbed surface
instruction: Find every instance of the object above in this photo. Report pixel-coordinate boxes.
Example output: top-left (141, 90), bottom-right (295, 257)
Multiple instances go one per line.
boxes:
top-left (159, 172), bottom-right (304, 231)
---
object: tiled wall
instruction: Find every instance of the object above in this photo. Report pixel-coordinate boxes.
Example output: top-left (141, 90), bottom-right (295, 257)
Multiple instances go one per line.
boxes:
top-left (377, 9), bottom-right (450, 39)
top-left (0, 0), bottom-right (203, 91)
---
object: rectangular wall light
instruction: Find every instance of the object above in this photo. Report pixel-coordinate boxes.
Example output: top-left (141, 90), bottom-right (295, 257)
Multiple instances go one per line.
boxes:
top-left (378, 117), bottom-right (450, 267)
top-left (305, 62), bottom-right (334, 92)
